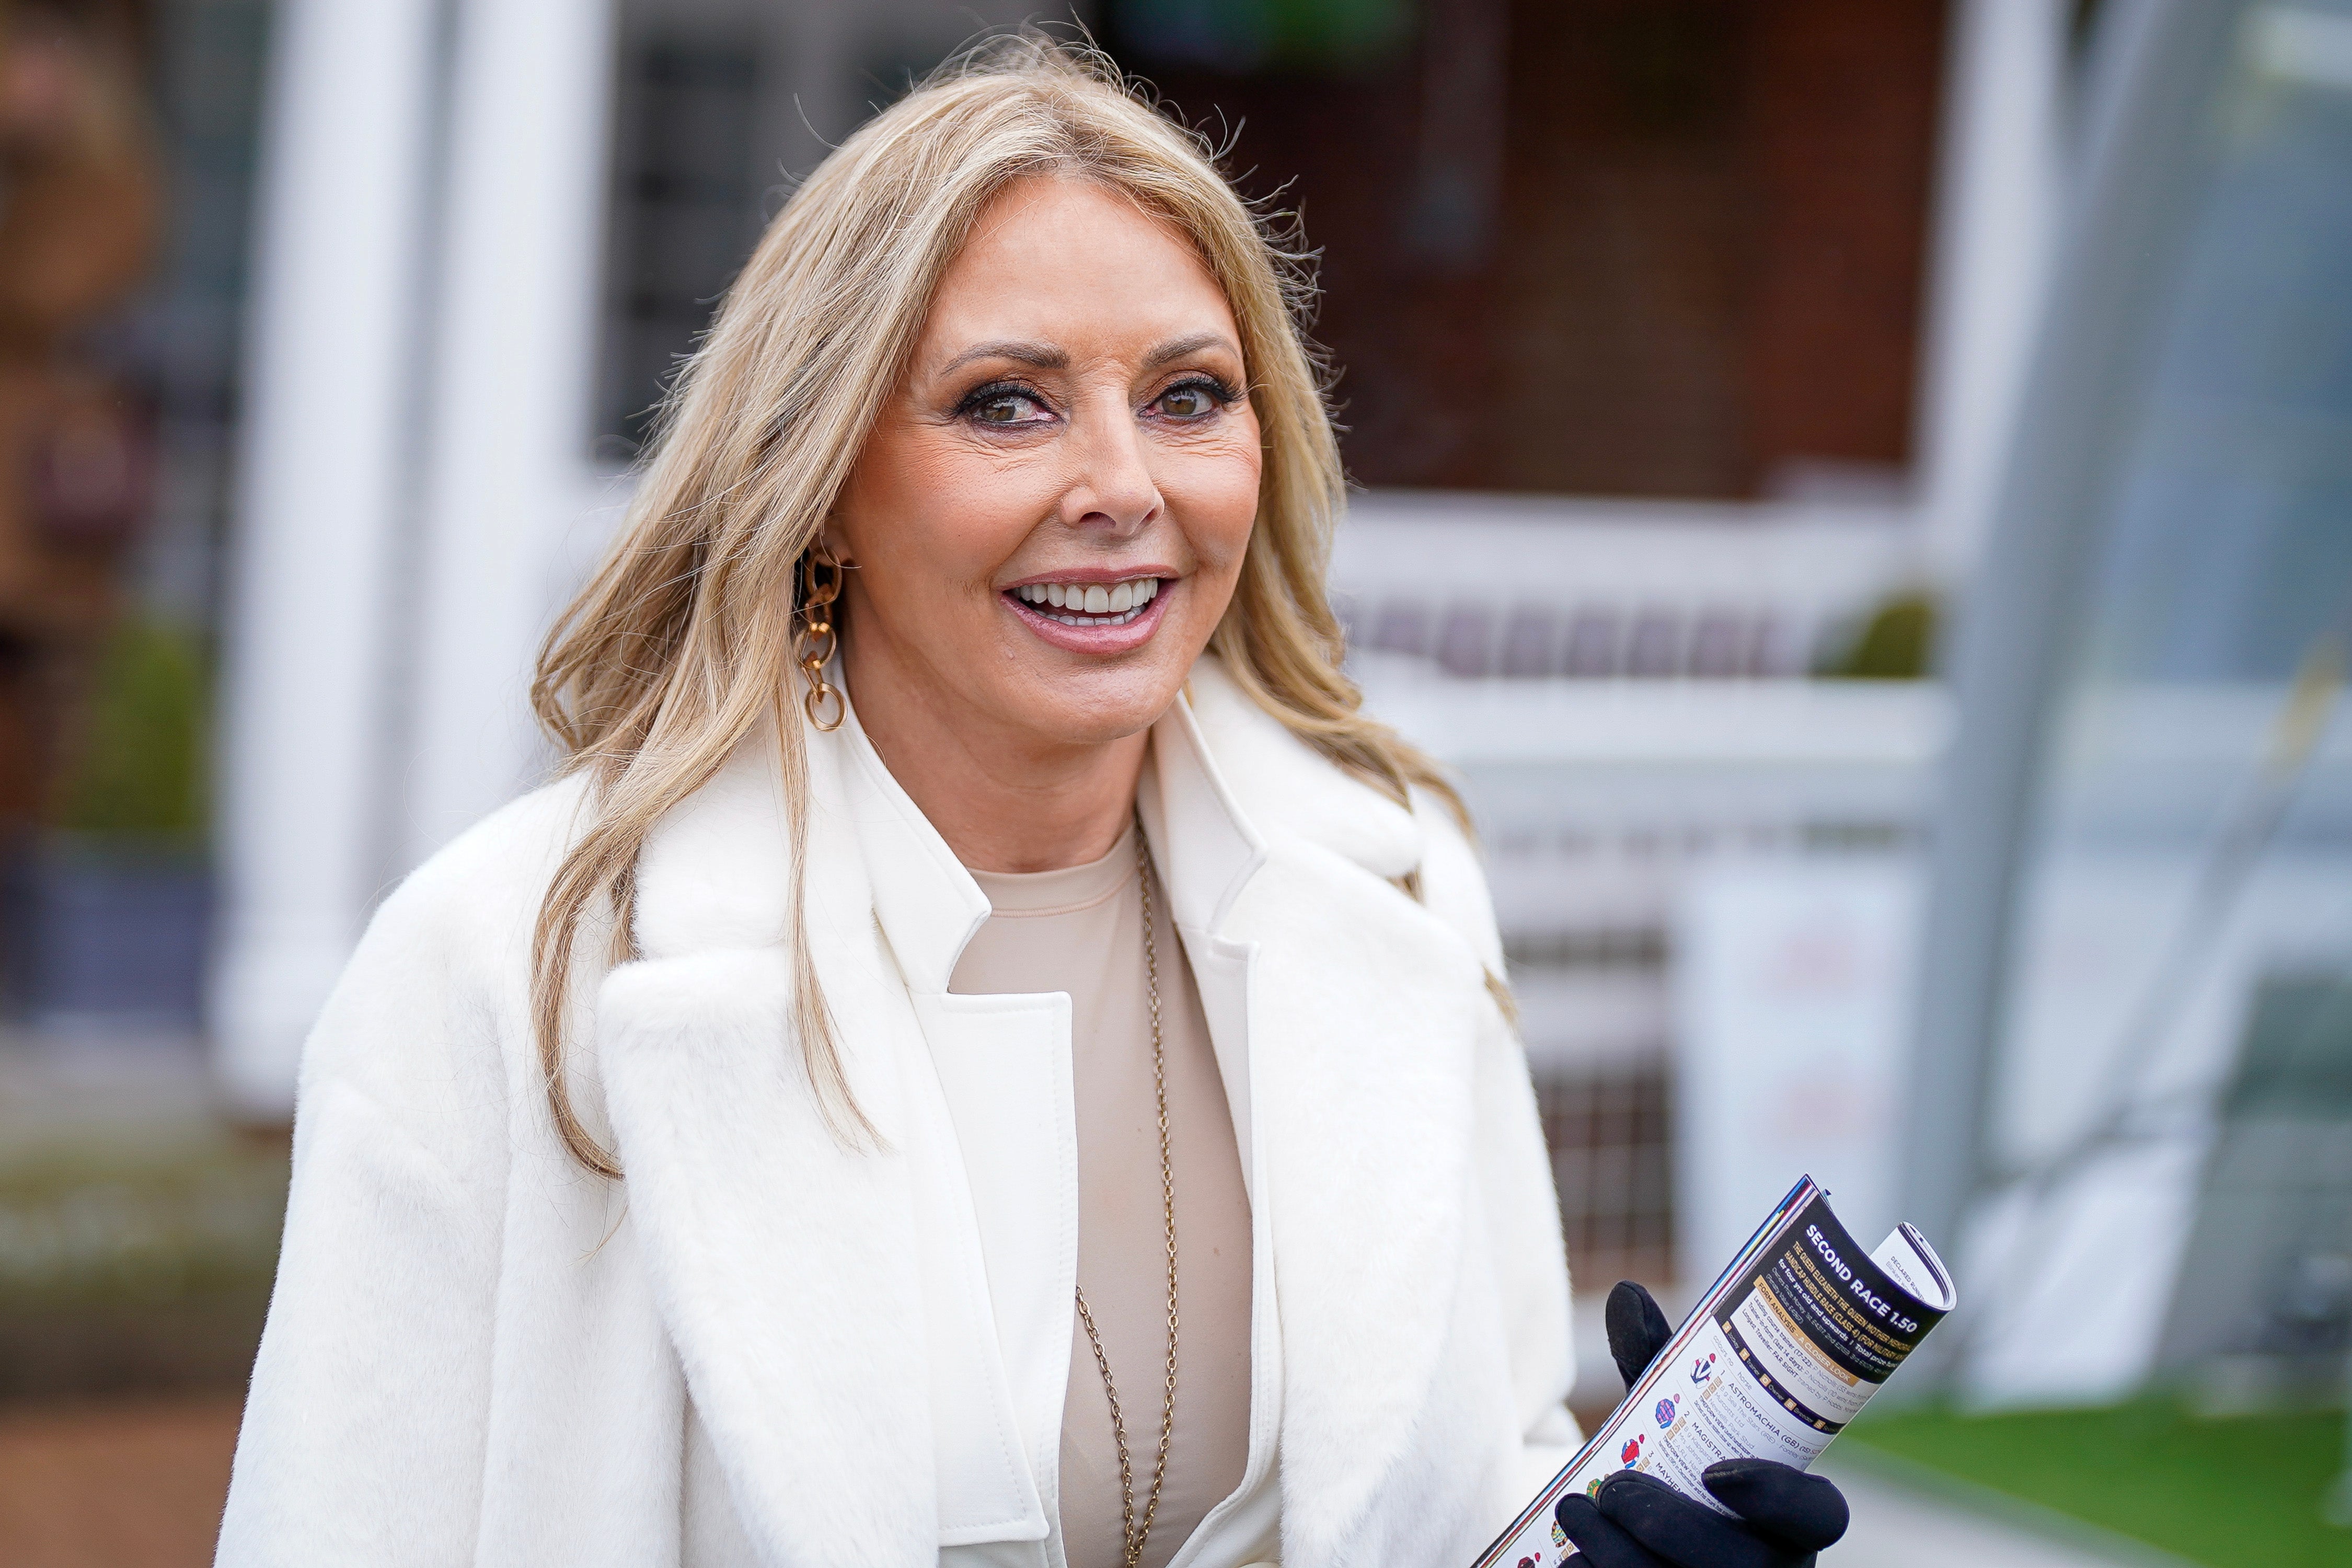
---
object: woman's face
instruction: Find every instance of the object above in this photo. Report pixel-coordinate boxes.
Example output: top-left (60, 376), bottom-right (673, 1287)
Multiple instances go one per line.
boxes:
top-left (829, 175), bottom-right (1262, 754)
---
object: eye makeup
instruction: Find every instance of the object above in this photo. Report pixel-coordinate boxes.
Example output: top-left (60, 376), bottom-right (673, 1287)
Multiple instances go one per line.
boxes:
top-left (1147, 373), bottom-right (1241, 420)
top-left (954, 378), bottom-right (1057, 426)
top-left (947, 367), bottom-right (1243, 430)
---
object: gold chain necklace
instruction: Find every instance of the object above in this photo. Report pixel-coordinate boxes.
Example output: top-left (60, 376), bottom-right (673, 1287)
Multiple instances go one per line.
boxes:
top-left (1074, 823), bottom-right (1177, 1568)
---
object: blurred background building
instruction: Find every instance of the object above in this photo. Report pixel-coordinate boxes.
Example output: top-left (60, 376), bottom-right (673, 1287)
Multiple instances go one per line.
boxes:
top-left (0, 0), bottom-right (2347, 1562)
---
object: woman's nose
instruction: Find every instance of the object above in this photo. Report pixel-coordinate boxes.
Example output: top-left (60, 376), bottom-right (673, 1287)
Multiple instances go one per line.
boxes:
top-left (1061, 400), bottom-right (1162, 537)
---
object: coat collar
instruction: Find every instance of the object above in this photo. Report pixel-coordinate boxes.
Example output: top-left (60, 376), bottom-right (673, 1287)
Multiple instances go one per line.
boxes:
top-left (626, 653), bottom-right (1424, 967)
top-left (1181, 657), bottom-right (1422, 885)
top-left (833, 661), bottom-right (1285, 997)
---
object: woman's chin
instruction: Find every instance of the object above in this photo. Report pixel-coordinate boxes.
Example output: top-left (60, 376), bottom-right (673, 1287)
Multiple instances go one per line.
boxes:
top-left (984, 651), bottom-right (1196, 749)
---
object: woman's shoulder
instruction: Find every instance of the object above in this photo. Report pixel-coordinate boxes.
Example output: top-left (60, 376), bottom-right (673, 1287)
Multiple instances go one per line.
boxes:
top-left (1186, 658), bottom-right (1419, 871)
top-left (1186, 658), bottom-right (1503, 972)
top-left (386, 770), bottom-right (597, 939)
top-left (1408, 785), bottom-right (1506, 976)
top-left (316, 774), bottom-right (595, 1052)
top-left (294, 774), bottom-right (597, 1161)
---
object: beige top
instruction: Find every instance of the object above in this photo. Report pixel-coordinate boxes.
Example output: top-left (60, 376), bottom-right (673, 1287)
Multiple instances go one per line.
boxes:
top-left (952, 824), bottom-right (1253, 1568)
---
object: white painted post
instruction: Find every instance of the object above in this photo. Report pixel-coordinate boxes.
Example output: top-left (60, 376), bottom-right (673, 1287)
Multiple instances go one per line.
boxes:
top-left (400, 0), bottom-right (619, 869)
top-left (210, 0), bottom-right (445, 1116)
top-left (1913, 0), bottom-right (2071, 584)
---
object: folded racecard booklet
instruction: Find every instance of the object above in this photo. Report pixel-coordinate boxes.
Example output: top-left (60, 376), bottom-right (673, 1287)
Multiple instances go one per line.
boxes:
top-left (1473, 1175), bottom-right (1957, 1568)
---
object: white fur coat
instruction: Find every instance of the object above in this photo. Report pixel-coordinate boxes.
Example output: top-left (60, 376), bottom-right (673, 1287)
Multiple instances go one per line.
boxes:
top-left (215, 659), bottom-right (1577, 1567)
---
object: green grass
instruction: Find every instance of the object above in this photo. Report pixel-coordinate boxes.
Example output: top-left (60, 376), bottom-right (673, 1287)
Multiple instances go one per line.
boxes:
top-left (1844, 1399), bottom-right (2350, 1567)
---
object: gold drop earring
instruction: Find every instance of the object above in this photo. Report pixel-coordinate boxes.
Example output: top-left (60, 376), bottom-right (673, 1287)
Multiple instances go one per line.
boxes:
top-left (796, 542), bottom-right (846, 731)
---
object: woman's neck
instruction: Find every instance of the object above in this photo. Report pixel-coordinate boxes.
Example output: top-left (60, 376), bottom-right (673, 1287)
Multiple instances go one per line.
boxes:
top-left (844, 642), bottom-right (1149, 874)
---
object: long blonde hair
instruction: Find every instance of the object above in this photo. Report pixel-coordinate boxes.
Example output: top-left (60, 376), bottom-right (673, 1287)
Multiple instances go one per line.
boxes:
top-left (531, 34), bottom-right (1459, 1176)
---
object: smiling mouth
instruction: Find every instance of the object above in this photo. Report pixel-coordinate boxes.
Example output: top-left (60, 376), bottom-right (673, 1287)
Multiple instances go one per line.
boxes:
top-left (1005, 575), bottom-right (1163, 627)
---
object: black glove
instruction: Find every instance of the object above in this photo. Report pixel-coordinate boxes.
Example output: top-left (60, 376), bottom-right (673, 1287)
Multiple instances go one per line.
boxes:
top-left (1553, 1281), bottom-right (1849, 1568)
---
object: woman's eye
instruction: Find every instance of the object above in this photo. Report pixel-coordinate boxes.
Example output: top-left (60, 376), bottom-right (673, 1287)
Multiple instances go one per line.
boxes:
top-left (968, 389), bottom-right (1048, 425)
top-left (1156, 382), bottom-right (1222, 419)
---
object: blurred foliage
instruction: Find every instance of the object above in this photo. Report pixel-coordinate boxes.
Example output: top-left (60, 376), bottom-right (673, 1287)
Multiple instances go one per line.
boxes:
top-left (1847, 1399), bottom-right (2347, 1566)
top-left (50, 618), bottom-right (209, 842)
top-left (0, 1133), bottom-right (285, 1399)
top-left (0, 1139), bottom-right (283, 1308)
top-left (1819, 590), bottom-right (1940, 680)
top-left (1115, 0), bottom-right (1413, 71)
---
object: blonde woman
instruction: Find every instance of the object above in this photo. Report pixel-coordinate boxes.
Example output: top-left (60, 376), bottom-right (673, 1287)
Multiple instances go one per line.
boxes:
top-left (217, 39), bottom-right (1845, 1568)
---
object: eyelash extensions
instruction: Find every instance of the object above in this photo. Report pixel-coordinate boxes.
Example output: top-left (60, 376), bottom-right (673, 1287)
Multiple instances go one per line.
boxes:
top-left (1160, 373), bottom-right (1239, 409)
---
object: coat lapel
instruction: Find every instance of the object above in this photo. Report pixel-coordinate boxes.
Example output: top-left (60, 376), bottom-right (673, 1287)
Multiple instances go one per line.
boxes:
top-left (836, 710), bottom-right (1062, 1550)
top-left (593, 726), bottom-right (939, 1567)
top-left (1238, 843), bottom-right (1500, 1559)
top-left (598, 941), bottom-right (937, 1568)
top-left (1185, 661), bottom-right (1515, 1561)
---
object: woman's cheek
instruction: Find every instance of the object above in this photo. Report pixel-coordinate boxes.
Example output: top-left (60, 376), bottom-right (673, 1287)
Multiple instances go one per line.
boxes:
top-left (1185, 446), bottom-right (1262, 575)
top-left (899, 440), bottom-right (1049, 582)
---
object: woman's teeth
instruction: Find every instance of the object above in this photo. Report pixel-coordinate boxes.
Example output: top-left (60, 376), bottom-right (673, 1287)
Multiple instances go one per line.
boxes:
top-left (1011, 577), bottom-right (1161, 626)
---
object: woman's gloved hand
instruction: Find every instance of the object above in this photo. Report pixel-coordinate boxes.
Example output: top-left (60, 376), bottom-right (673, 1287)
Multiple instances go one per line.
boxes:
top-left (1553, 1282), bottom-right (1850, 1568)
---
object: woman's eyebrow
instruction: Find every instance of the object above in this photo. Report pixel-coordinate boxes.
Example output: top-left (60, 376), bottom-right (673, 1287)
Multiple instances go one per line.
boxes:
top-left (940, 339), bottom-right (1067, 374)
top-left (1142, 331), bottom-right (1237, 371)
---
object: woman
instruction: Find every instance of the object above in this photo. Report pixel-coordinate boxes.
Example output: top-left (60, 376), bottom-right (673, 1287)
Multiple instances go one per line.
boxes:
top-left (217, 38), bottom-right (1843, 1568)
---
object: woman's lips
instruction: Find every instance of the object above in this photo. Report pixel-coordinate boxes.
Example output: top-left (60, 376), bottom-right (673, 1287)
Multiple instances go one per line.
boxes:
top-left (1001, 576), bottom-right (1174, 654)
